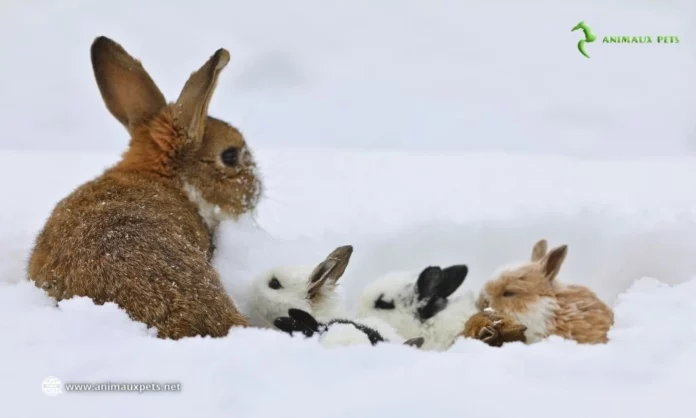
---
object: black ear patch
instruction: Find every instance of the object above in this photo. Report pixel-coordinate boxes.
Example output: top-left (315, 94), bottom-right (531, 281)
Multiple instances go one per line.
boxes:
top-left (417, 297), bottom-right (448, 321)
top-left (415, 264), bottom-right (469, 321)
top-left (416, 265), bottom-right (467, 300)
top-left (441, 264), bottom-right (468, 295)
top-left (416, 266), bottom-right (444, 301)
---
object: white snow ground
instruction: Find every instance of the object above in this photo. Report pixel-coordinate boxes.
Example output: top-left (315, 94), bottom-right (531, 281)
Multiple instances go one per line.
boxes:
top-left (3, 150), bottom-right (696, 417)
top-left (2, 0), bottom-right (696, 417)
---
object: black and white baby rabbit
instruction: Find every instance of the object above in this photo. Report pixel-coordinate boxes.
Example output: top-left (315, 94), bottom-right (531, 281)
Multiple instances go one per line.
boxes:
top-left (357, 264), bottom-right (477, 351)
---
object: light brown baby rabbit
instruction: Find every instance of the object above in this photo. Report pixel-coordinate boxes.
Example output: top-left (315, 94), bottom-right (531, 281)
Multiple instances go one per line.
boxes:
top-left (27, 37), bottom-right (262, 339)
top-left (477, 240), bottom-right (614, 344)
top-left (462, 309), bottom-right (527, 347)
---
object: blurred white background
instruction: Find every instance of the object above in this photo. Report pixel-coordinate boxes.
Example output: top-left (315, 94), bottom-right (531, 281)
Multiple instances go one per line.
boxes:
top-left (0, 0), bottom-right (694, 157)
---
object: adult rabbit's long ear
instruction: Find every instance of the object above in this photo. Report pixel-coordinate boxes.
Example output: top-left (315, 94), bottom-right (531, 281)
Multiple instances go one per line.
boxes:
top-left (91, 36), bottom-right (166, 131)
top-left (175, 48), bottom-right (230, 147)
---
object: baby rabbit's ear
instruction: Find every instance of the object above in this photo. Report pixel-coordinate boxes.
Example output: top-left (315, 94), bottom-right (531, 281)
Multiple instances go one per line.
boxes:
top-left (542, 245), bottom-right (568, 282)
top-left (175, 48), bottom-right (231, 146)
top-left (442, 265), bottom-right (468, 291)
top-left (416, 265), bottom-right (467, 301)
top-left (90, 37), bottom-right (166, 131)
top-left (403, 337), bottom-right (425, 348)
top-left (307, 245), bottom-right (353, 300)
top-left (531, 239), bottom-right (548, 261)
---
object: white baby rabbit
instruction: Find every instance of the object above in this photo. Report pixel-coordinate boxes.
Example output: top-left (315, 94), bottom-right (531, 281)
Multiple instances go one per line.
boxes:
top-left (357, 264), bottom-right (477, 351)
top-left (247, 245), bottom-right (353, 328)
top-left (274, 308), bottom-right (425, 349)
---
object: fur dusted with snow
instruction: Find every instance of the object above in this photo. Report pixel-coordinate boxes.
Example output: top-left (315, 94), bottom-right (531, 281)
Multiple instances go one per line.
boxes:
top-left (274, 308), bottom-right (424, 349)
top-left (247, 245), bottom-right (353, 328)
top-left (27, 37), bottom-right (262, 339)
top-left (357, 265), bottom-right (478, 351)
top-left (462, 309), bottom-right (527, 347)
top-left (477, 239), bottom-right (614, 344)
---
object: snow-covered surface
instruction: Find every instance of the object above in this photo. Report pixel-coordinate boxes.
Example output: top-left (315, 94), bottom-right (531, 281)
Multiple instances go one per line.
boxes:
top-left (2, 0), bottom-right (696, 417)
top-left (3, 150), bottom-right (696, 417)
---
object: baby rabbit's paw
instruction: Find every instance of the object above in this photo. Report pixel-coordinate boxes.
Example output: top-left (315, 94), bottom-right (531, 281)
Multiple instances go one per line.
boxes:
top-left (464, 311), bottom-right (527, 347)
top-left (274, 308), bottom-right (326, 338)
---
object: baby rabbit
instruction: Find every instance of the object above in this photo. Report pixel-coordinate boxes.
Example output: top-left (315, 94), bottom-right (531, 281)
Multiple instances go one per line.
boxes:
top-left (462, 308), bottom-right (527, 347)
top-left (477, 240), bottom-right (614, 344)
top-left (27, 37), bottom-right (262, 339)
top-left (274, 308), bottom-right (425, 349)
top-left (248, 245), bottom-right (353, 328)
top-left (357, 264), bottom-right (478, 351)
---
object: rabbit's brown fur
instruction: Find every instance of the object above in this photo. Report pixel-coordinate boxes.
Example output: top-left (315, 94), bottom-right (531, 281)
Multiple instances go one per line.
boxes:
top-left (462, 310), bottom-right (527, 347)
top-left (27, 37), bottom-right (262, 339)
top-left (477, 240), bottom-right (614, 344)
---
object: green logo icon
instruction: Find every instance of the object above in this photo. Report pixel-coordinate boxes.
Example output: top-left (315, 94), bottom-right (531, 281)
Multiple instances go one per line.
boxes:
top-left (572, 21), bottom-right (597, 58)
top-left (571, 22), bottom-right (680, 58)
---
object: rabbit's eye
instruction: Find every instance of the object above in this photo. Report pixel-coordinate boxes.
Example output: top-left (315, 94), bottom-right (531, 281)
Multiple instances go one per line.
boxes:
top-left (502, 291), bottom-right (515, 297)
top-left (374, 294), bottom-right (395, 310)
top-left (220, 147), bottom-right (239, 167)
top-left (268, 277), bottom-right (283, 290)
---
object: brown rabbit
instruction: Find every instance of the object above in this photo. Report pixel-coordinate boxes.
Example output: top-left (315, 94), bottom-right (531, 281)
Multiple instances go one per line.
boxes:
top-left (462, 309), bottom-right (527, 347)
top-left (27, 36), bottom-right (262, 339)
top-left (477, 240), bottom-right (614, 344)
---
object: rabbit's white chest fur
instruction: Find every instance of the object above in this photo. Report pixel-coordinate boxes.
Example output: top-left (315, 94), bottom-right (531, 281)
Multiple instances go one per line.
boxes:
top-left (183, 182), bottom-right (235, 230)
top-left (510, 296), bottom-right (558, 343)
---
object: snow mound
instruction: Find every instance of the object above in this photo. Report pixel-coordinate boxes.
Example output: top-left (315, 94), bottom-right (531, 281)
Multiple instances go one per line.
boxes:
top-left (3, 149), bottom-right (696, 418)
top-left (1, 272), bottom-right (694, 418)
